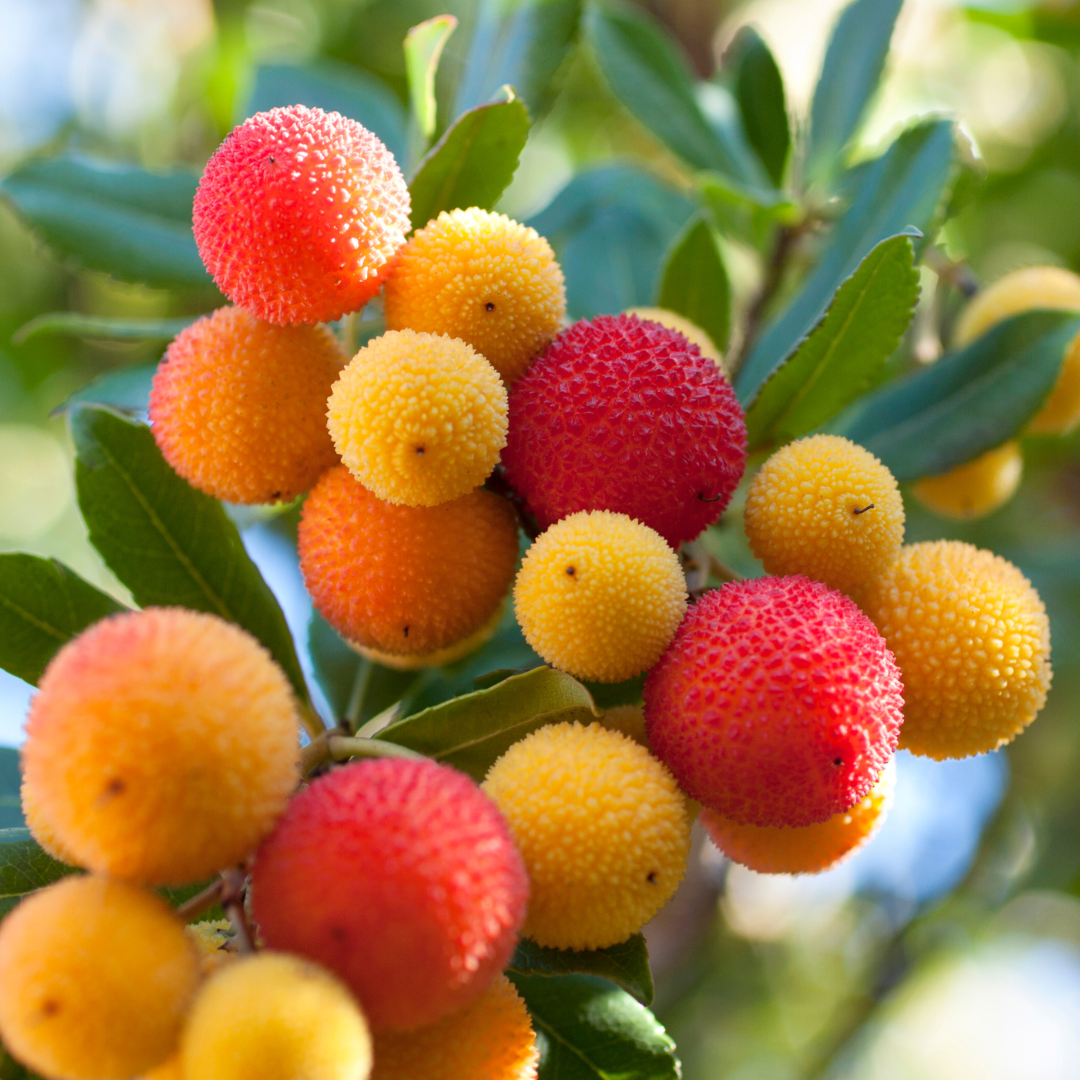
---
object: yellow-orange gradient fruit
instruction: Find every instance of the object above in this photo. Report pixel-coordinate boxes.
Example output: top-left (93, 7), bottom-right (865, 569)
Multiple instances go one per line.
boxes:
top-left (483, 722), bottom-right (691, 950)
top-left (141, 1055), bottom-right (183, 1080)
top-left (701, 758), bottom-right (896, 875)
top-left (514, 511), bottom-right (688, 683)
top-left (955, 265), bottom-right (1080, 434)
top-left (744, 434), bottom-right (905, 594)
top-left (21, 608), bottom-right (300, 885)
top-left (180, 953), bottom-right (372, 1080)
top-left (862, 541), bottom-right (1051, 759)
top-left (299, 466), bottom-right (518, 658)
top-left (624, 307), bottom-right (723, 367)
top-left (352, 603), bottom-right (505, 671)
top-left (20, 779), bottom-right (77, 865)
top-left (328, 329), bottom-right (507, 506)
top-left (371, 975), bottom-right (537, 1080)
top-left (150, 307), bottom-right (345, 504)
top-left (384, 208), bottom-right (565, 385)
top-left (0, 876), bottom-right (199, 1080)
top-left (912, 441), bottom-right (1023, 520)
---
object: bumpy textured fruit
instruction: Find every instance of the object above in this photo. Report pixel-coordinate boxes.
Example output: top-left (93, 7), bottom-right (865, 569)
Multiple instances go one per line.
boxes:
top-left (299, 467), bottom-right (518, 658)
top-left (328, 329), bottom-right (507, 506)
top-left (625, 307), bottom-right (723, 367)
top-left (0, 876), bottom-right (199, 1080)
top-left (371, 975), bottom-right (537, 1080)
top-left (384, 208), bottom-right (565, 385)
top-left (514, 511), bottom-right (687, 683)
top-left (701, 758), bottom-right (896, 875)
top-left (181, 953), bottom-right (372, 1080)
top-left (912, 441), bottom-right (1023, 520)
top-left (353, 604), bottom-right (505, 671)
top-left (483, 722), bottom-right (690, 950)
top-left (186, 920), bottom-right (235, 976)
top-left (252, 758), bottom-right (528, 1031)
top-left (645, 576), bottom-right (903, 828)
top-left (20, 779), bottom-right (76, 865)
top-left (744, 435), bottom-right (904, 594)
top-left (193, 105), bottom-right (410, 324)
top-left (149, 307), bottom-right (344, 504)
top-left (955, 265), bottom-right (1080, 435)
top-left (503, 314), bottom-right (747, 547)
top-left (21, 608), bottom-right (300, 885)
top-left (861, 541), bottom-right (1051, 759)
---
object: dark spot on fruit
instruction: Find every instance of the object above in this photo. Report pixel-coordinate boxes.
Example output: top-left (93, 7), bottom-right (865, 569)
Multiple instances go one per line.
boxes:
top-left (40, 999), bottom-right (60, 1017)
top-left (566, 566), bottom-right (575, 576)
top-left (699, 492), bottom-right (723, 502)
top-left (105, 778), bottom-right (125, 797)
top-left (647, 871), bottom-right (658, 884)
top-left (485, 302), bottom-right (495, 312)
top-left (415, 446), bottom-right (425, 456)
top-left (853, 503), bottom-right (875, 515)
top-left (270, 491), bottom-right (281, 500)
top-left (833, 757), bottom-right (843, 766)
top-left (330, 926), bottom-right (347, 942)
top-left (403, 625), bottom-right (409, 637)
top-left (268, 155), bottom-right (275, 164)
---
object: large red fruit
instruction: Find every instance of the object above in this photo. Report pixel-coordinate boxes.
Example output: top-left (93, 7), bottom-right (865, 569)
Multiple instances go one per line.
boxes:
top-left (193, 105), bottom-right (410, 325)
top-left (251, 758), bottom-right (528, 1032)
top-left (501, 314), bottom-right (747, 547)
top-left (644, 576), bottom-right (903, 828)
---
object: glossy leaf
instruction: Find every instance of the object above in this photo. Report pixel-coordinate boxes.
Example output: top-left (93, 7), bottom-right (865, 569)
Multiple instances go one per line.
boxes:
top-left (52, 365), bottom-right (157, 418)
top-left (405, 15), bottom-right (458, 143)
top-left (0, 829), bottom-right (77, 919)
top-left (0, 750), bottom-right (22, 831)
top-left (13, 313), bottom-right (194, 346)
top-left (510, 935), bottom-right (654, 1006)
top-left (727, 26), bottom-right (789, 188)
top-left (657, 215), bottom-right (731, 353)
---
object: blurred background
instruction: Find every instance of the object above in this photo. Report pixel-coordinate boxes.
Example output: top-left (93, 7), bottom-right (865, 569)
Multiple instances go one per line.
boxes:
top-left (2, 0), bottom-right (1080, 1077)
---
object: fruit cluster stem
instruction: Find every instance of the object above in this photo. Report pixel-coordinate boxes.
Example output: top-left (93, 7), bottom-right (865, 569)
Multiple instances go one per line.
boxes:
top-left (220, 868), bottom-right (255, 954)
top-left (174, 878), bottom-right (225, 923)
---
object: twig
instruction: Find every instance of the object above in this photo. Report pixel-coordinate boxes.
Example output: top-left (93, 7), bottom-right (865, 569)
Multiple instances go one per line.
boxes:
top-left (174, 878), bottom-right (225, 923)
top-left (924, 248), bottom-right (979, 298)
top-left (220, 868), bottom-right (255, 954)
top-left (300, 727), bottom-right (342, 776)
top-left (297, 701), bottom-right (326, 742)
top-left (328, 735), bottom-right (426, 763)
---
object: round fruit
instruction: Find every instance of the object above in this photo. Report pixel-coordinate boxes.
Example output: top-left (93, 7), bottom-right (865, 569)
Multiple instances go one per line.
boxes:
top-left (861, 540), bottom-right (1051, 759)
top-left (186, 919), bottom-right (236, 976)
top-left (624, 307), bottom-right (723, 367)
top-left (141, 1056), bottom-right (183, 1080)
top-left (149, 307), bottom-right (344, 504)
top-left (502, 314), bottom-right (747, 548)
top-left (0, 876), bottom-right (199, 1080)
top-left (912, 441), bottom-right (1023, 520)
top-left (180, 953), bottom-right (372, 1080)
top-left (327, 329), bottom-right (507, 507)
top-left (21, 608), bottom-right (300, 885)
top-left (193, 105), bottom-right (410, 325)
top-left (20, 779), bottom-right (77, 866)
top-left (514, 510), bottom-right (687, 683)
top-left (744, 435), bottom-right (904, 594)
top-left (482, 722), bottom-right (690, 950)
top-left (644, 576), bottom-right (903, 828)
top-left (251, 758), bottom-right (528, 1031)
top-left (298, 467), bottom-right (518, 659)
top-left (384, 208), bottom-right (566, 385)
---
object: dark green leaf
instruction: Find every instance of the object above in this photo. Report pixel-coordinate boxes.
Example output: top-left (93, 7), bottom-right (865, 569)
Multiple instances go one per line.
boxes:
top-left (0, 555), bottom-right (124, 687)
top-left (0, 750), bottom-right (22, 831)
top-left (726, 26), bottom-right (789, 188)
top-left (1, 1043), bottom-right (44, 1080)
top-left (510, 935), bottom-right (654, 1006)
top-left (13, 313), bottom-right (194, 346)
top-left (405, 14), bottom-right (459, 144)
top-left (51, 365), bottom-right (157, 418)
top-left (581, 673), bottom-right (646, 710)
top-left (745, 232), bottom-right (920, 447)
top-left (657, 215), bottom-right (731, 352)
top-left (0, 829), bottom-right (78, 919)
top-left (70, 405), bottom-right (309, 704)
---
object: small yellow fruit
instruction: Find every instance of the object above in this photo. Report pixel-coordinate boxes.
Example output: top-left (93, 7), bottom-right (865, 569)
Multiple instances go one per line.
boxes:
top-left (624, 307), bottom-right (723, 367)
top-left (912, 441), bottom-right (1023, 520)
top-left (186, 919), bottom-right (236, 976)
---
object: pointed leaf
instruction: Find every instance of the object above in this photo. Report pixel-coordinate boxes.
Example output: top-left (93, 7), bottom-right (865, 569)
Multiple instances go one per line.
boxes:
top-left (727, 26), bottom-right (789, 188)
top-left (0, 829), bottom-right (78, 919)
top-left (510, 935), bottom-right (654, 1006)
top-left (52, 365), bottom-right (156, 418)
top-left (657, 215), bottom-right (731, 353)
top-left (405, 15), bottom-right (458, 143)
top-left (13, 314), bottom-right (194, 346)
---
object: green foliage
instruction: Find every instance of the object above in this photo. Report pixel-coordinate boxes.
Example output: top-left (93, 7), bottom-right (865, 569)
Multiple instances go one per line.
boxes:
top-left (13, 313), bottom-right (193, 346)
top-left (53, 365), bottom-right (156, 418)
top-left (0, 829), bottom-right (77, 919)
top-left (726, 26), bottom-right (790, 189)
top-left (405, 14), bottom-right (459, 146)
top-left (510, 934), bottom-right (654, 1006)
top-left (657, 215), bottom-right (731, 352)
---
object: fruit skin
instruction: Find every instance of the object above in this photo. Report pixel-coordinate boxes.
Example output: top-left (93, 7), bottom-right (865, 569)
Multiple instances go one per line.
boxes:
top-left (384, 208), bottom-right (566, 385)
top-left (21, 607), bottom-right (300, 886)
top-left (0, 875), bottom-right (199, 1080)
top-left (744, 435), bottom-right (905, 594)
top-left (193, 105), bottom-right (410, 325)
top-left (912, 441), bottom-right (1023, 520)
top-left (371, 974), bottom-right (537, 1080)
top-left (20, 778), bottom-right (77, 865)
top-left (299, 467), bottom-right (519, 658)
top-left (954, 265), bottom-right (1080, 435)
top-left (624, 307), bottom-right (723, 368)
top-left (514, 510), bottom-right (688, 683)
top-left (502, 314), bottom-right (747, 548)
top-left (149, 307), bottom-right (345, 504)
top-left (251, 758), bottom-right (528, 1032)
top-left (352, 603), bottom-right (505, 670)
top-left (186, 920), bottom-right (236, 976)
top-left (861, 541), bottom-right (1050, 759)
top-left (644, 576), bottom-right (903, 828)
top-left (327, 329), bottom-right (507, 507)
top-left (701, 757), bottom-right (896, 875)
top-left (482, 722), bottom-right (690, 950)
top-left (180, 953), bottom-right (372, 1080)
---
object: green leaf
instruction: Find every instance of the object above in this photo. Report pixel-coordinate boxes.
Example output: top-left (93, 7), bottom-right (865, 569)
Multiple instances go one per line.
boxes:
top-left (0, 829), bottom-right (78, 919)
top-left (0, 555), bottom-right (124, 687)
top-left (726, 26), bottom-right (789, 188)
top-left (510, 935), bottom-right (654, 1006)
top-left (51, 365), bottom-right (157, 418)
top-left (806, 0), bottom-right (904, 187)
top-left (409, 88), bottom-right (531, 229)
top-left (0, 750), bottom-right (22, 831)
top-left (745, 232), bottom-right (920, 447)
top-left (377, 666), bottom-right (599, 780)
top-left (69, 405), bottom-right (309, 705)
top-left (0, 156), bottom-right (212, 290)
top-left (405, 15), bottom-right (459, 144)
top-left (13, 313), bottom-right (195, 346)
top-left (657, 215), bottom-right (731, 353)
top-left (510, 972), bottom-right (679, 1080)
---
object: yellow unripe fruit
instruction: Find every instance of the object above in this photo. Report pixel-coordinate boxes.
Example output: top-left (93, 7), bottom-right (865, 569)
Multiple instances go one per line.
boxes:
top-left (624, 307), bottom-right (723, 367)
top-left (862, 541), bottom-right (1051, 759)
top-left (744, 434), bottom-right (905, 594)
top-left (328, 329), bottom-right (507, 507)
top-left (384, 208), bottom-right (566, 385)
top-left (0, 876), bottom-right (199, 1080)
top-left (514, 511), bottom-right (687, 683)
top-left (181, 953), bottom-right (373, 1080)
top-left (912, 441), bottom-right (1023, 520)
top-left (955, 265), bottom-right (1080, 435)
top-left (483, 722), bottom-right (691, 950)
top-left (141, 1056), bottom-right (183, 1080)
top-left (20, 779), bottom-right (77, 865)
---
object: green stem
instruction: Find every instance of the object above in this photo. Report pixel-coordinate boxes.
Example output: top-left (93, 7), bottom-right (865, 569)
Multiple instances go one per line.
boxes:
top-left (345, 656), bottom-right (374, 733)
top-left (328, 735), bottom-right (426, 763)
top-left (297, 701), bottom-right (326, 742)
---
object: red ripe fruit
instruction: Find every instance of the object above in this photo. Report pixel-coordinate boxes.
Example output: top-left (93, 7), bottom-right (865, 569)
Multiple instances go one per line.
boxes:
top-left (501, 314), bottom-right (747, 547)
top-left (251, 758), bottom-right (528, 1032)
top-left (193, 105), bottom-right (411, 325)
top-left (644, 576), bottom-right (903, 828)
